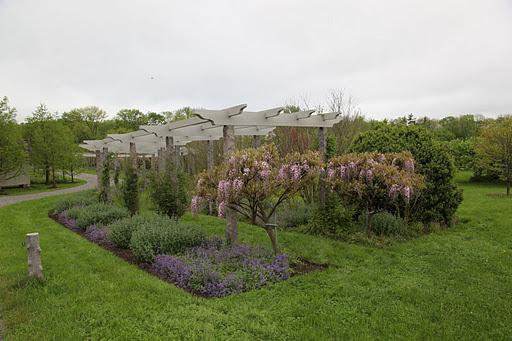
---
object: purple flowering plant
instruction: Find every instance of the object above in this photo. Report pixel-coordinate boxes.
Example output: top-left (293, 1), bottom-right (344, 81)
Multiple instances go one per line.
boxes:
top-left (325, 151), bottom-right (424, 231)
top-left (152, 237), bottom-right (291, 298)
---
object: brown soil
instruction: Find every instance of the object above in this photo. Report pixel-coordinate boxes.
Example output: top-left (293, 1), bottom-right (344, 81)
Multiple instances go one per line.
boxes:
top-left (49, 212), bottom-right (328, 297)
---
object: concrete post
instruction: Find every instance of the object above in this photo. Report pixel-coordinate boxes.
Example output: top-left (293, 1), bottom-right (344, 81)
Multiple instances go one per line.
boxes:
top-left (26, 233), bottom-right (43, 280)
top-left (318, 127), bottom-right (327, 207)
top-left (207, 140), bottom-right (215, 215)
top-left (129, 142), bottom-right (137, 168)
top-left (252, 135), bottom-right (261, 148)
top-left (223, 125), bottom-right (238, 244)
top-left (95, 149), bottom-right (102, 190)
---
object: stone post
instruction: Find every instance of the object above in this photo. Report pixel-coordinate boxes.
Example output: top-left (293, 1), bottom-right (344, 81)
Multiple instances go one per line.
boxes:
top-left (207, 140), bottom-right (215, 215)
top-left (318, 127), bottom-right (327, 207)
top-left (223, 125), bottom-right (238, 244)
top-left (252, 135), bottom-right (261, 148)
top-left (26, 233), bottom-right (43, 280)
top-left (129, 142), bottom-right (137, 168)
top-left (95, 149), bottom-right (102, 190)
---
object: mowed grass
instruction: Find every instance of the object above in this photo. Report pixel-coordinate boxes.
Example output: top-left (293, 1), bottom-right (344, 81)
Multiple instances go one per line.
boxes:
top-left (0, 172), bottom-right (511, 340)
top-left (0, 178), bottom-right (85, 196)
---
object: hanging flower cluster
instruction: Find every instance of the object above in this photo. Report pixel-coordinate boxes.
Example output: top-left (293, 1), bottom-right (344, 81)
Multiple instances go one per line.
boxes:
top-left (325, 152), bottom-right (424, 211)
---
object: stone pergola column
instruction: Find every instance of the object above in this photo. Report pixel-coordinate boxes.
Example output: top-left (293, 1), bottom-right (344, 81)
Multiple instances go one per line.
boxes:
top-left (252, 135), bottom-right (261, 148)
top-left (318, 127), bottom-right (327, 207)
top-left (223, 125), bottom-right (238, 244)
top-left (95, 149), bottom-right (102, 190)
top-left (207, 139), bottom-right (215, 215)
top-left (129, 142), bottom-right (137, 168)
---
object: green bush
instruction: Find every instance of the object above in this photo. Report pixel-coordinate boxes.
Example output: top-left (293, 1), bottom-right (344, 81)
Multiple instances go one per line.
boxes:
top-left (75, 203), bottom-right (130, 229)
top-left (54, 191), bottom-right (97, 213)
top-left (304, 195), bottom-right (356, 239)
top-left (368, 211), bottom-right (406, 236)
top-left (122, 161), bottom-right (139, 215)
top-left (150, 168), bottom-right (188, 219)
top-left (108, 214), bottom-right (159, 249)
top-left (277, 198), bottom-right (315, 228)
top-left (129, 217), bottom-right (206, 263)
top-left (350, 123), bottom-right (463, 225)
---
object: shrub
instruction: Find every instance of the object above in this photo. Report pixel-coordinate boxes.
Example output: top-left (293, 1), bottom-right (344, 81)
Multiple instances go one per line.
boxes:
top-left (305, 194), bottom-right (356, 238)
top-left (75, 203), bottom-right (130, 229)
top-left (350, 123), bottom-right (463, 224)
top-left (150, 168), bottom-right (188, 219)
top-left (54, 191), bottom-right (97, 213)
top-left (108, 214), bottom-right (159, 249)
top-left (122, 161), bottom-right (139, 215)
top-left (277, 198), bottom-right (315, 228)
top-left (129, 217), bottom-right (206, 262)
top-left (152, 238), bottom-right (290, 297)
top-left (368, 211), bottom-right (406, 236)
top-left (85, 225), bottom-right (107, 242)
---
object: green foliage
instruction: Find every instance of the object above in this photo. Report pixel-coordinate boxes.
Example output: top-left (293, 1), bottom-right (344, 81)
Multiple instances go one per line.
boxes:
top-left (475, 116), bottom-right (512, 195)
top-left (99, 153), bottom-right (112, 203)
top-left (367, 211), bottom-right (406, 236)
top-left (61, 106), bottom-right (107, 142)
top-left (445, 139), bottom-right (476, 170)
top-left (74, 203), bottom-right (129, 229)
top-left (54, 191), bottom-right (97, 213)
top-left (350, 123), bottom-right (463, 224)
top-left (122, 160), bottom-right (139, 215)
top-left (0, 96), bottom-right (26, 183)
top-left (150, 167), bottom-right (188, 219)
top-left (305, 194), bottom-right (356, 238)
top-left (129, 217), bottom-right (206, 262)
top-left (26, 104), bottom-right (76, 187)
top-left (115, 108), bottom-right (149, 130)
top-left (107, 214), bottom-right (158, 249)
top-left (277, 198), bottom-right (315, 228)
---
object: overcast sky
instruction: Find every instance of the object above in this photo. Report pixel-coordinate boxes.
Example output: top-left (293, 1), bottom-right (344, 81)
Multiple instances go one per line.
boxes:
top-left (1, 0), bottom-right (511, 121)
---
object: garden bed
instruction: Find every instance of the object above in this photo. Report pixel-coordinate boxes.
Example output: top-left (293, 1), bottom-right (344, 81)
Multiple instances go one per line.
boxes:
top-left (49, 211), bottom-right (327, 297)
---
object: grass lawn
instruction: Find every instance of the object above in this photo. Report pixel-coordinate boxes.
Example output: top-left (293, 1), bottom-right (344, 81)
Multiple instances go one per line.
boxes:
top-left (0, 172), bottom-right (511, 339)
top-left (0, 179), bottom-right (86, 196)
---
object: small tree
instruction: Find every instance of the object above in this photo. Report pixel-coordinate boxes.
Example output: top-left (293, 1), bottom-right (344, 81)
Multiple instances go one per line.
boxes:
top-left (122, 159), bottom-right (139, 215)
top-left (193, 144), bottom-right (321, 253)
top-left (476, 117), bottom-right (512, 196)
top-left (99, 152), bottom-right (112, 203)
top-left (0, 97), bottom-right (26, 189)
top-left (150, 164), bottom-right (188, 219)
top-left (325, 152), bottom-right (424, 233)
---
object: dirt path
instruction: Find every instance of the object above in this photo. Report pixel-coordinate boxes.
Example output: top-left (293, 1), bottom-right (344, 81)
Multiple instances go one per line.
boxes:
top-left (0, 173), bottom-right (97, 208)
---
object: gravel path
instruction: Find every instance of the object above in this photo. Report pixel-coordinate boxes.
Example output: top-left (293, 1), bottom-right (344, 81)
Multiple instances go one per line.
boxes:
top-left (0, 173), bottom-right (97, 208)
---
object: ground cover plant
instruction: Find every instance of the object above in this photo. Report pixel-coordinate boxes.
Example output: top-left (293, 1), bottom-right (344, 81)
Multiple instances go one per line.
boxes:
top-left (0, 172), bottom-right (511, 339)
top-left (153, 237), bottom-right (290, 297)
top-left (52, 197), bottom-right (295, 297)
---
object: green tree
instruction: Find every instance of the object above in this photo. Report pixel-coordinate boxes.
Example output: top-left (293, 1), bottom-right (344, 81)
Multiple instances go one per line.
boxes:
top-left (61, 106), bottom-right (107, 142)
top-left (476, 116), bottom-right (512, 196)
top-left (0, 97), bottom-right (26, 188)
top-left (146, 112), bottom-right (166, 125)
top-left (115, 109), bottom-right (148, 130)
top-left (28, 104), bottom-right (76, 187)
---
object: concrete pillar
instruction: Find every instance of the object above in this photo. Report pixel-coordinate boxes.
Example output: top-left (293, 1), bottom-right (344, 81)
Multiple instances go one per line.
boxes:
top-left (223, 125), bottom-right (238, 244)
top-left (318, 127), bottom-right (327, 207)
top-left (26, 233), bottom-right (43, 280)
top-left (207, 140), bottom-right (215, 215)
top-left (252, 135), bottom-right (261, 148)
top-left (129, 142), bottom-right (137, 168)
top-left (95, 149), bottom-right (102, 190)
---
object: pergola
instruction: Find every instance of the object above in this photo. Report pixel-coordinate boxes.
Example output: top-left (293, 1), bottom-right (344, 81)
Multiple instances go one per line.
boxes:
top-left (81, 104), bottom-right (343, 243)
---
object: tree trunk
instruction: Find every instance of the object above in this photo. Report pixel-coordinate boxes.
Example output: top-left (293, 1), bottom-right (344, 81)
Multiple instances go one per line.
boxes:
top-left (264, 226), bottom-right (280, 254)
top-left (207, 140), bottom-right (215, 215)
top-left (71, 167), bottom-right (74, 183)
top-left (45, 166), bottom-right (50, 185)
top-left (52, 167), bottom-right (56, 188)
top-left (26, 233), bottom-right (43, 280)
